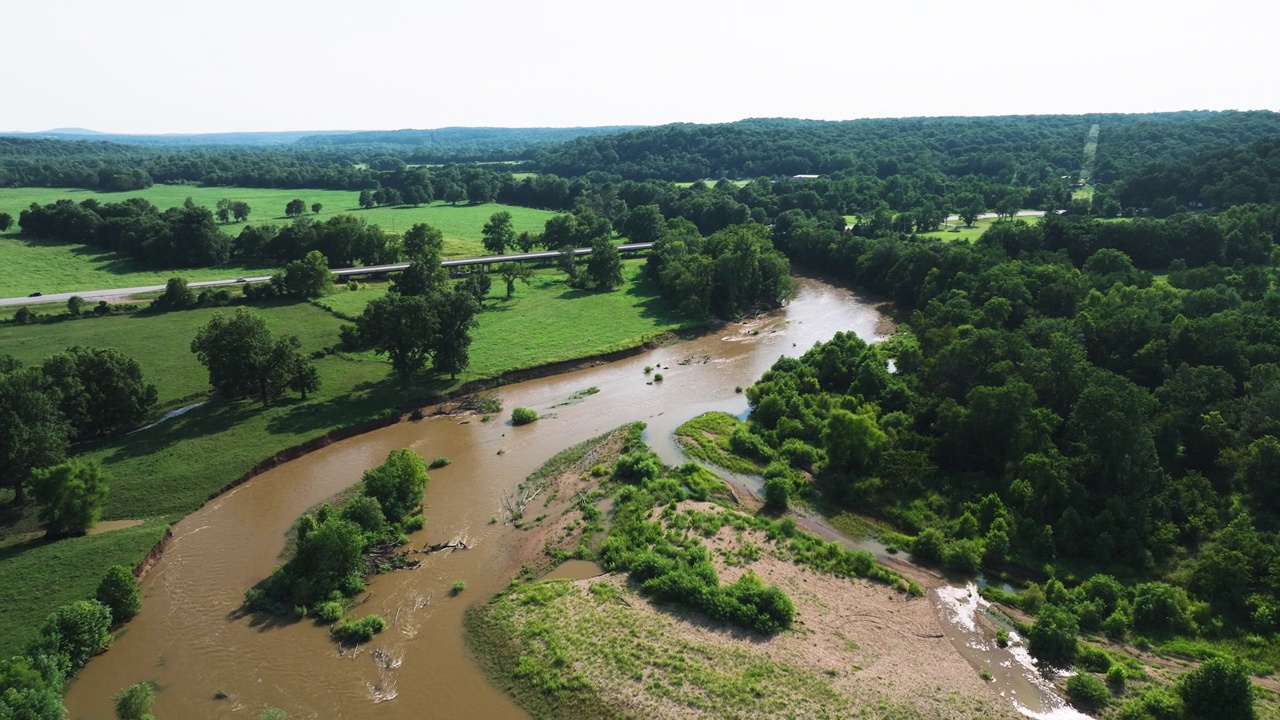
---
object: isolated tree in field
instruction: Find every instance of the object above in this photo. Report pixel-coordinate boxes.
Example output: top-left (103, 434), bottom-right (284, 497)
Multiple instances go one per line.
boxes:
top-left (358, 189), bottom-right (376, 209)
top-left (0, 212), bottom-right (13, 231)
top-left (41, 346), bottom-right (158, 436)
top-left (433, 287), bottom-right (479, 379)
top-left (393, 253), bottom-right (448, 297)
top-left (516, 230), bottom-right (537, 253)
top-left (0, 364), bottom-right (70, 504)
top-left (96, 565), bottom-right (142, 624)
top-left (555, 243), bottom-right (579, 282)
top-left (586, 236), bottom-right (624, 290)
top-left (311, 202), bottom-right (323, 215)
top-left (279, 250), bottom-right (334, 298)
top-left (482, 211), bottom-right (515, 255)
top-left (216, 198), bottom-right (232, 224)
top-left (28, 459), bottom-right (108, 538)
top-left (497, 262), bottom-right (533, 299)
top-left (285, 199), bottom-right (307, 217)
top-left (957, 192), bottom-right (985, 227)
top-left (403, 223), bottom-right (444, 257)
top-left (190, 307), bottom-right (317, 405)
top-left (460, 272), bottom-right (491, 304)
top-left (362, 448), bottom-right (429, 521)
top-left (66, 295), bottom-right (85, 316)
top-left (355, 294), bottom-right (439, 388)
top-left (230, 201), bottom-right (251, 222)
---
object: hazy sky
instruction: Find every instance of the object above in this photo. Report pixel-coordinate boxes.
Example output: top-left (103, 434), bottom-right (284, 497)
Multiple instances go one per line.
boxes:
top-left (7, 0), bottom-right (1278, 134)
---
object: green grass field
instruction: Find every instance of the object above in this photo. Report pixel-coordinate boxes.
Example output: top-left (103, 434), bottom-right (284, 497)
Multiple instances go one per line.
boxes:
top-left (0, 258), bottom-right (695, 657)
top-left (1, 300), bottom-right (343, 407)
top-left (0, 186), bottom-right (559, 297)
top-left (918, 216), bottom-right (1027, 243)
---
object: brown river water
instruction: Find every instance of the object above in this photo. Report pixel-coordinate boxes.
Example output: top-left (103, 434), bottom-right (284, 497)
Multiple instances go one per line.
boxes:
top-left (64, 277), bottom-right (1084, 719)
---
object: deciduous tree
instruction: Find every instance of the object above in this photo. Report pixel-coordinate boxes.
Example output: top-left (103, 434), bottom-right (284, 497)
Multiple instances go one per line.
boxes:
top-left (190, 308), bottom-right (316, 405)
top-left (481, 211), bottom-right (515, 255)
top-left (28, 460), bottom-right (108, 538)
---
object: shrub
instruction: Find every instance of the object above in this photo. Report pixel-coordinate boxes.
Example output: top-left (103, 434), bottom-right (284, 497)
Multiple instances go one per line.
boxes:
top-left (728, 427), bottom-right (774, 462)
top-left (113, 681), bottom-right (154, 720)
top-left (451, 581), bottom-right (467, 595)
top-left (942, 538), bottom-right (984, 573)
top-left (1077, 644), bottom-right (1111, 673)
top-left (362, 448), bottom-right (429, 522)
top-left (779, 438), bottom-right (821, 470)
top-left (1177, 657), bottom-right (1256, 720)
top-left (259, 708), bottom-right (291, 720)
top-left (763, 475), bottom-right (790, 510)
top-left (96, 565), bottom-right (141, 624)
top-left (332, 614), bottom-right (386, 644)
top-left (511, 407), bottom-right (538, 425)
top-left (340, 496), bottom-right (388, 537)
top-left (910, 528), bottom-right (945, 564)
top-left (347, 280), bottom-right (359, 291)
top-left (1067, 673), bottom-right (1110, 711)
top-left (1028, 604), bottom-right (1079, 668)
top-left (1107, 665), bottom-right (1127, 690)
top-left (614, 451), bottom-right (662, 482)
top-left (39, 600), bottom-right (113, 672)
top-left (66, 295), bottom-right (85, 316)
top-left (1133, 582), bottom-right (1192, 634)
top-left (400, 514), bottom-right (425, 532)
top-left (653, 372), bottom-right (664, 381)
top-left (428, 456), bottom-right (451, 469)
top-left (28, 460), bottom-right (109, 538)
top-left (644, 365), bottom-right (653, 374)
top-left (13, 306), bottom-right (36, 324)
top-left (313, 600), bottom-right (345, 623)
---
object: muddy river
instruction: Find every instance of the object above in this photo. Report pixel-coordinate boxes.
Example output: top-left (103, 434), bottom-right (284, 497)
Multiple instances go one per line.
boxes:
top-left (64, 277), bottom-right (1083, 719)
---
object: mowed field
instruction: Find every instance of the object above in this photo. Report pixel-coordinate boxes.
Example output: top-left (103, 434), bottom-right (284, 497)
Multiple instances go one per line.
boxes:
top-left (0, 185), bottom-right (560, 297)
top-left (0, 259), bottom-right (695, 657)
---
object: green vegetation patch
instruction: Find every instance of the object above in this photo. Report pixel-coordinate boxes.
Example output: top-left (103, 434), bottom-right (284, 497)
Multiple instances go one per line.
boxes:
top-left (674, 411), bottom-right (773, 475)
top-left (466, 580), bottom-right (876, 720)
top-left (0, 521), bottom-right (166, 658)
top-left (2, 299), bottom-right (344, 408)
top-left (0, 185), bottom-right (558, 297)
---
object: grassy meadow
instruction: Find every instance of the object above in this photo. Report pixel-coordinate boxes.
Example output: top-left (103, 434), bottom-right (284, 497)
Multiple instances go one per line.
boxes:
top-left (0, 258), bottom-right (695, 657)
top-left (0, 186), bottom-right (559, 297)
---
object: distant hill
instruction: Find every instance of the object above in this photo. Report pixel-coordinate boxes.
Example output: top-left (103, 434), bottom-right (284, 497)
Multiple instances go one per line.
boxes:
top-left (530, 111), bottom-right (1280, 183)
top-left (295, 125), bottom-right (644, 163)
top-left (2, 129), bottom-right (362, 146)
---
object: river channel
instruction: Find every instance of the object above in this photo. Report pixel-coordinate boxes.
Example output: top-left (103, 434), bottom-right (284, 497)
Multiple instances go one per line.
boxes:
top-left (64, 276), bottom-right (1083, 719)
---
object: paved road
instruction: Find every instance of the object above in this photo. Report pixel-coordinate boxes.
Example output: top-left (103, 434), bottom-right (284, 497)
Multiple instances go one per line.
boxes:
top-left (0, 243), bottom-right (654, 308)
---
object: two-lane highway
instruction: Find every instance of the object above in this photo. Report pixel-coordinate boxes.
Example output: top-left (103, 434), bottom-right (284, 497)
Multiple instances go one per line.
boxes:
top-left (0, 243), bottom-right (654, 308)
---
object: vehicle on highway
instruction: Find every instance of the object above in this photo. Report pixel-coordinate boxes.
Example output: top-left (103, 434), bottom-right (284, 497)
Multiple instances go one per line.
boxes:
top-left (28, 292), bottom-right (41, 297)
top-left (235, 277), bottom-right (248, 283)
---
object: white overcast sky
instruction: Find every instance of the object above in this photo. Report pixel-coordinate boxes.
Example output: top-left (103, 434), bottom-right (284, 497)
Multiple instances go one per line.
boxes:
top-left (5, 0), bottom-right (1278, 134)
